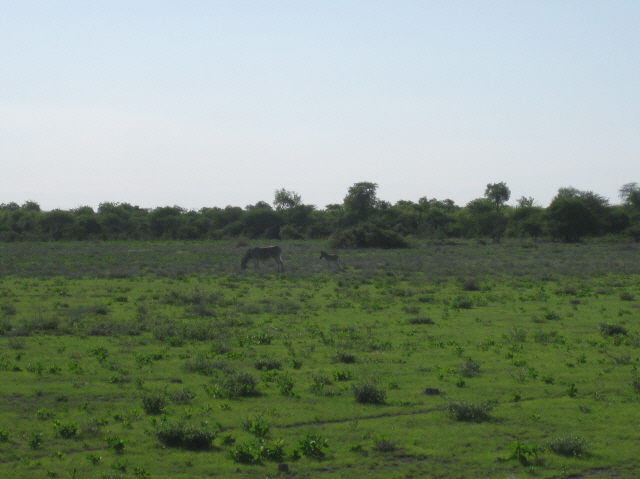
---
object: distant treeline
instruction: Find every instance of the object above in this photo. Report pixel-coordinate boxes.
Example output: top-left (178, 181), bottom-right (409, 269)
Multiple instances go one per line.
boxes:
top-left (2, 182), bottom-right (640, 245)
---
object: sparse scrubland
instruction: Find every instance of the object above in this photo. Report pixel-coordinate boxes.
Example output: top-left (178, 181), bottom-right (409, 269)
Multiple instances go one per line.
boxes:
top-left (1, 239), bottom-right (640, 478)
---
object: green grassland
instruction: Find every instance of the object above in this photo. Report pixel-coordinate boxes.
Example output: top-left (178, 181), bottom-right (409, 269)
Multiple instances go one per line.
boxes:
top-left (0, 240), bottom-right (639, 479)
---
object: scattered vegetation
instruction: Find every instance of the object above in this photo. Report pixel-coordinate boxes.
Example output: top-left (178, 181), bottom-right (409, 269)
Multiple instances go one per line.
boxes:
top-left (0, 240), bottom-right (638, 478)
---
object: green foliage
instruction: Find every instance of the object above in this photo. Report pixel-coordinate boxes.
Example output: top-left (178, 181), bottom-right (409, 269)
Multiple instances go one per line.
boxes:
top-left (253, 355), bottom-right (282, 371)
top-left (204, 371), bottom-right (259, 399)
top-left (546, 196), bottom-right (600, 242)
top-left (332, 370), bottom-right (354, 381)
top-left (104, 435), bottom-right (127, 453)
top-left (327, 223), bottom-right (410, 249)
top-left (372, 433), bottom-right (396, 452)
top-left (351, 381), bottom-right (386, 404)
top-left (227, 442), bottom-right (258, 464)
top-left (446, 400), bottom-right (493, 422)
top-left (141, 391), bottom-right (169, 414)
top-left (155, 422), bottom-right (216, 450)
top-left (241, 415), bottom-right (270, 438)
top-left (298, 434), bottom-right (329, 459)
top-left (334, 350), bottom-right (357, 363)
top-left (566, 383), bottom-right (578, 397)
top-left (600, 322), bottom-right (628, 336)
top-left (169, 388), bottom-right (197, 404)
top-left (545, 435), bottom-right (589, 457)
top-left (485, 182), bottom-right (511, 211)
top-left (256, 438), bottom-right (286, 462)
top-left (509, 440), bottom-right (541, 465)
top-left (459, 360), bottom-right (481, 377)
top-left (52, 420), bottom-right (78, 438)
top-left (28, 431), bottom-right (43, 449)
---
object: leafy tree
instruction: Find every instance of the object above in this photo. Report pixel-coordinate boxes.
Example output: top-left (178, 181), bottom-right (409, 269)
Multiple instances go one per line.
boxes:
top-left (343, 182), bottom-right (379, 224)
top-left (273, 189), bottom-right (302, 211)
top-left (545, 196), bottom-right (599, 242)
top-left (245, 201), bottom-right (272, 211)
top-left (0, 202), bottom-right (20, 211)
top-left (21, 201), bottom-right (41, 212)
top-left (507, 205), bottom-right (544, 238)
top-left (484, 182), bottom-right (511, 211)
top-left (39, 210), bottom-right (75, 240)
top-left (619, 182), bottom-right (639, 206)
top-left (516, 196), bottom-right (537, 208)
top-left (148, 206), bottom-right (185, 239)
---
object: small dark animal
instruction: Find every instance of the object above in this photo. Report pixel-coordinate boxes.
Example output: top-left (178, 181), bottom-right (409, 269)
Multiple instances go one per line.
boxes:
top-left (320, 250), bottom-right (341, 268)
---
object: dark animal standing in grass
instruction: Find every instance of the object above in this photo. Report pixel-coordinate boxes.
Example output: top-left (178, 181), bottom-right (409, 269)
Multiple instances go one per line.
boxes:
top-left (320, 250), bottom-right (341, 269)
top-left (241, 246), bottom-right (284, 272)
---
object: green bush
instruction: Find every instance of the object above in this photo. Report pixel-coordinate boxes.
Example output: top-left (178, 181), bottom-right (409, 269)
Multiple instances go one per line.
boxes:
top-left (241, 415), bottom-right (270, 438)
top-left (335, 350), bottom-right (357, 364)
top-left (105, 435), bottom-right (127, 453)
top-left (156, 421), bottom-right (216, 450)
top-left (407, 316), bottom-right (434, 325)
top-left (141, 391), bottom-right (168, 414)
top-left (446, 400), bottom-right (493, 422)
top-left (545, 435), bottom-right (589, 457)
top-left (351, 381), bottom-right (386, 404)
top-left (600, 322), bottom-right (628, 336)
top-left (372, 434), bottom-right (396, 452)
top-left (327, 223), bottom-right (410, 249)
top-left (509, 440), bottom-right (541, 465)
top-left (253, 356), bottom-right (282, 371)
top-left (332, 370), bottom-right (354, 381)
top-left (205, 371), bottom-right (259, 399)
top-left (298, 434), bottom-right (329, 459)
top-left (459, 360), bottom-right (481, 377)
top-left (169, 388), bottom-right (196, 404)
top-left (52, 420), bottom-right (78, 438)
top-left (227, 442), bottom-right (258, 464)
top-left (256, 439), bottom-right (286, 462)
top-left (461, 278), bottom-right (481, 291)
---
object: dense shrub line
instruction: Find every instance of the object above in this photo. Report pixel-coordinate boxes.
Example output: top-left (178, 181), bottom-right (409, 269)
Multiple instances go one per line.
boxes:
top-left (2, 182), bottom-right (639, 244)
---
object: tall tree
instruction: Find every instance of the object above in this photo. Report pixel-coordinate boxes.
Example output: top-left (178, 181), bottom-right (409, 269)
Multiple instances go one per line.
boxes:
top-left (273, 189), bottom-right (302, 211)
top-left (619, 182), bottom-right (640, 206)
top-left (484, 182), bottom-right (511, 211)
top-left (343, 182), bottom-right (379, 223)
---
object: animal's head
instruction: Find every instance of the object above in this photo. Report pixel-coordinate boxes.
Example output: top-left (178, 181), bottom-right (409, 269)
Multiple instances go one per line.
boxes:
top-left (319, 250), bottom-right (325, 259)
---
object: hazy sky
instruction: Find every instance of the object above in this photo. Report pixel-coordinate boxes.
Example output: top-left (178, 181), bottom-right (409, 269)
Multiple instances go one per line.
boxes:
top-left (2, 1), bottom-right (639, 211)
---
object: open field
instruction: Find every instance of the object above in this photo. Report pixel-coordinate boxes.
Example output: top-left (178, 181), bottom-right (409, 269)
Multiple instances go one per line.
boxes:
top-left (1, 240), bottom-right (640, 479)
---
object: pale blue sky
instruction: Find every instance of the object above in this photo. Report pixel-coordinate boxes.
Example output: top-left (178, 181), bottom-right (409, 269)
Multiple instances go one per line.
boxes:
top-left (1, 1), bottom-right (639, 211)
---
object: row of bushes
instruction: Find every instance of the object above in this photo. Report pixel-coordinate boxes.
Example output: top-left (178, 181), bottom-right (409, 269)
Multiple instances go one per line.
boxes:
top-left (2, 183), bottom-right (640, 245)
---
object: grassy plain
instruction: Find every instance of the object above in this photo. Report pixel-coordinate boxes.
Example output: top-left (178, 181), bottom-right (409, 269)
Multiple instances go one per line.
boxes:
top-left (0, 239), bottom-right (639, 479)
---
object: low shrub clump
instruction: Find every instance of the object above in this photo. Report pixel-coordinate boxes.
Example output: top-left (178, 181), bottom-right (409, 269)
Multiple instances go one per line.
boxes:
top-left (600, 322), bottom-right (628, 337)
top-left (446, 400), bottom-right (493, 422)
top-left (298, 434), bottom-right (329, 459)
top-left (334, 350), bottom-right (357, 364)
top-left (545, 435), bottom-right (589, 457)
top-left (407, 316), bottom-right (434, 325)
top-left (156, 421), bottom-right (216, 450)
top-left (327, 223), bottom-right (410, 249)
top-left (169, 388), bottom-right (197, 404)
top-left (204, 371), bottom-right (259, 399)
top-left (52, 420), bottom-right (78, 438)
top-left (351, 381), bottom-right (386, 404)
top-left (459, 359), bottom-right (481, 377)
top-left (253, 356), bottom-right (282, 371)
top-left (141, 391), bottom-right (169, 414)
